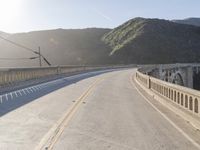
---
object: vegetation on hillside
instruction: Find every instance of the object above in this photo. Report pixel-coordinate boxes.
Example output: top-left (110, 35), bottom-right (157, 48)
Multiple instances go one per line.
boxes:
top-left (1, 18), bottom-right (200, 67)
top-left (173, 18), bottom-right (200, 27)
top-left (103, 18), bottom-right (200, 64)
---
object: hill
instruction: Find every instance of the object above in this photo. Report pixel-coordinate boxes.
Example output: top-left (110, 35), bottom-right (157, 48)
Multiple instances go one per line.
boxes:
top-left (0, 28), bottom-right (112, 67)
top-left (1, 17), bottom-right (200, 67)
top-left (103, 17), bottom-right (200, 64)
top-left (173, 18), bottom-right (200, 27)
top-left (0, 31), bottom-right (10, 37)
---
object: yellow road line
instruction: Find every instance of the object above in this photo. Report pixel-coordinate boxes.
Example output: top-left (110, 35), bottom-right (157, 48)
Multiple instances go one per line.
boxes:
top-left (35, 77), bottom-right (105, 150)
top-left (130, 74), bottom-right (200, 150)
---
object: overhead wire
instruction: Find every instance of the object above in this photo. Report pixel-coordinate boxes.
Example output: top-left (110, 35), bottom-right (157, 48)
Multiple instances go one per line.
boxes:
top-left (0, 35), bottom-right (51, 65)
top-left (0, 35), bottom-right (38, 54)
top-left (0, 57), bottom-right (39, 60)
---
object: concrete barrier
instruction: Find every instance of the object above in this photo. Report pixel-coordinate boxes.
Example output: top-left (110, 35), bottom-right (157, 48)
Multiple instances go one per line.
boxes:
top-left (0, 67), bottom-right (58, 86)
top-left (136, 68), bottom-right (200, 118)
top-left (0, 65), bottom-right (131, 87)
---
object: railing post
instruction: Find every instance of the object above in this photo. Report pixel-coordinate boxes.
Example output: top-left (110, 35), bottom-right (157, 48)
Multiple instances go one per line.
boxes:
top-left (148, 77), bottom-right (151, 89)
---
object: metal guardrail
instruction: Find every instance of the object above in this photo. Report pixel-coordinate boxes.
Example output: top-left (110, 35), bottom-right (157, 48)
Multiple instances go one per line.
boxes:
top-left (136, 69), bottom-right (200, 117)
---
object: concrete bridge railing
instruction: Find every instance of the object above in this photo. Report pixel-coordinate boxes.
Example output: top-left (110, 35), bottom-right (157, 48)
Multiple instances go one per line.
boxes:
top-left (136, 69), bottom-right (200, 117)
top-left (0, 65), bottom-right (129, 87)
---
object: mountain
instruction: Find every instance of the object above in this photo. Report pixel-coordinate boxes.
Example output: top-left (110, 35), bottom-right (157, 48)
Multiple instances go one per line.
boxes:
top-left (0, 31), bottom-right (10, 37)
top-left (1, 17), bottom-right (200, 67)
top-left (0, 28), bottom-right (112, 67)
top-left (0, 31), bottom-right (10, 43)
top-left (103, 17), bottom-right (200, 64)
top-left (173, 18), bottom-right (200, 27)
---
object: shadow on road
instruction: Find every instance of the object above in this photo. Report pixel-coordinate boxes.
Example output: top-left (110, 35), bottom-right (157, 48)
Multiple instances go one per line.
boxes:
top-left (0, 69), bottom-right (117, 117)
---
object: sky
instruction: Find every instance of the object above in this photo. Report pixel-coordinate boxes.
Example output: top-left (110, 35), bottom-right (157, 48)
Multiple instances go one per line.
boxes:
top-left (0, 0), bottom-right (200, 33)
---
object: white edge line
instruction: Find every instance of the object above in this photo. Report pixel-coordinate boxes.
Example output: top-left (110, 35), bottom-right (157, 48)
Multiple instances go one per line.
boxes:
top-left (0, 69), bottom-right (114, 98)
top-left (0, 69), bottom-right (118, 104)
top-left (131, 75), bottom-right (200, 150)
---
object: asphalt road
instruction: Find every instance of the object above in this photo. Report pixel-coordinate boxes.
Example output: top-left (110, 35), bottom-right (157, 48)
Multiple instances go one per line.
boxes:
top-left (0, 69), bottom-right (199, 150)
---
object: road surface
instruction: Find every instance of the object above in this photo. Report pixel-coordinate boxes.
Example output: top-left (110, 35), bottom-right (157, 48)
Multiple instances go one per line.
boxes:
top-left (0, 69), bottom-right (199, 150)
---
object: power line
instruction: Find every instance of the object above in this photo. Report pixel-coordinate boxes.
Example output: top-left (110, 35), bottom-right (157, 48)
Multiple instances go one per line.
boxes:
top-left (0, 35), bottom-right (51, 66)
top-left (0, 35), bottom-right (38, 54)
top-left (0, 57), bottom-right (39, 60)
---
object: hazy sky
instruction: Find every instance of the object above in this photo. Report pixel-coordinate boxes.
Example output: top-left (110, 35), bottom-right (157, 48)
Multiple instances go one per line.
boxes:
top-left (0, 0), bottom-right (200, 33)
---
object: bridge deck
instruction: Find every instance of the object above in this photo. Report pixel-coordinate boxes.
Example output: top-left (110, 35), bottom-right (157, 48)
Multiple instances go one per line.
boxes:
top-left (0, 69), bottom-right (199, 150)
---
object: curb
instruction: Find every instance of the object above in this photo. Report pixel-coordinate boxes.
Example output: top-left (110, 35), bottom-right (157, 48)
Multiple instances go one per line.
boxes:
top-left (134, 73), bottom-right (200, 131)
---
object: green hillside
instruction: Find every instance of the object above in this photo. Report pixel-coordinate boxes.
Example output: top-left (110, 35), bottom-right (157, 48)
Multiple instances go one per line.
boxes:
top-left (1, 18), bottom-right (200, 67)
top-left (103, 18), bottom-right (200, 64)
top-left (173, 18), bottom-right (200, 27)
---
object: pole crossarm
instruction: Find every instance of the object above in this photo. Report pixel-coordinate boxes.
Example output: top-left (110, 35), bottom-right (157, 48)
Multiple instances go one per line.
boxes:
top-left (0, 35), bottom-right (51, 66)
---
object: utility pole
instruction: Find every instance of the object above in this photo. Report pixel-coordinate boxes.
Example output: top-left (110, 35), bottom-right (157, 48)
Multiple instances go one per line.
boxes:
top-left (38, 46), bottom-right (42, 67)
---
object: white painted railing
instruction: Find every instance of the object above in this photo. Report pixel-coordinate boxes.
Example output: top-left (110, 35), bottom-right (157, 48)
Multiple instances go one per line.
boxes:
top-left (136, 69), bottom-right (200, 116)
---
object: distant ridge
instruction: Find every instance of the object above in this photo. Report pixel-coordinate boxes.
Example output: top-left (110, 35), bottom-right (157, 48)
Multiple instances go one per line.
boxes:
top-left (173, 18), bottom-right (200, 27)
top-left (0, 31), bottom-right (10, 38)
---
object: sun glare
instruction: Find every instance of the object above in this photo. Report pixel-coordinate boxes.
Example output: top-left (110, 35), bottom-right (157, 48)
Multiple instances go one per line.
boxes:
top-left (0, 0), bottom-right (23, 32)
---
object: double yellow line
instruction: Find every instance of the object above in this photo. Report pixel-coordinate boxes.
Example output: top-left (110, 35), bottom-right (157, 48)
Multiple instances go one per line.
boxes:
top-left (36, 77), bottom-right (105, 150)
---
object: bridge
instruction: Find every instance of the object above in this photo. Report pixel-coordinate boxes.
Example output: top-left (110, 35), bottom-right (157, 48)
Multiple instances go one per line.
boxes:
top-left (0, 65), bottom-right (200, 150)
top-left (144, 64), bottom-right (200, 90)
